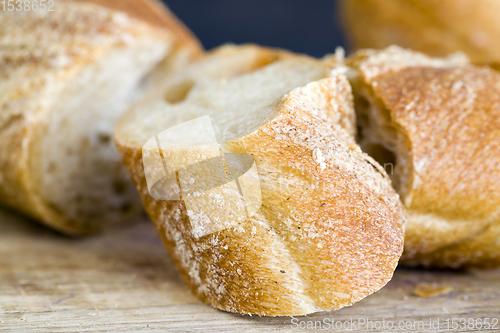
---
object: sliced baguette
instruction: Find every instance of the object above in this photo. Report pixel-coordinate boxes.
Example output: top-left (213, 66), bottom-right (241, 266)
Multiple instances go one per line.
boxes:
top-left (115, 44), bottom-right (405, 316)
top-left (346, 46), bottom-right (500, 268)
top-left (0, 0), bottom-right (202, 235)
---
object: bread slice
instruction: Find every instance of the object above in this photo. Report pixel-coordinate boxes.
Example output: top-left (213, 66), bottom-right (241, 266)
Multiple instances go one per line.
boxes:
top-left (114, 44), bottom-right (405, 316)
top-left (0, 0), bottom-right (202, 235)
top-left (339, 0), bottom-right (500, 67)
top-left (346, 46), bottom-right (500, 268)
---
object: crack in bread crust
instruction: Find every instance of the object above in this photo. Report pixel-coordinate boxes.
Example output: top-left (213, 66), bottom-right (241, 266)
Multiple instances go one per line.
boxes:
top-left (347, 46), bottom-right (500, 268)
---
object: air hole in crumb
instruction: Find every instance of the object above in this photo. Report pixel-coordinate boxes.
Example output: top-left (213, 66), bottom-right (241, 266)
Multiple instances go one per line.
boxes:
top-left (120, 203), bottom-right (132, 213)
top-left (98, 133), bottom-right (111, 144)
top-left (81, 137), bottom-right (90, 149)
top-left (164, 79), bottom-right (194, 104)
top-left (366, 144), bottom-right (396, 175)
top-left (114, 181), bottom-right (127, 194)
top-left (47, 162), bottom-right (57, 173)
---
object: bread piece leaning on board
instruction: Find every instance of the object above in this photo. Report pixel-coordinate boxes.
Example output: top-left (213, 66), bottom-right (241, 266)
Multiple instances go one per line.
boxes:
top-left (346, 46), bottom-right (500, 268)
top-left (0, 0), bottom-right (202, 235)
top-left (114, 44), bottom-right (405, 316)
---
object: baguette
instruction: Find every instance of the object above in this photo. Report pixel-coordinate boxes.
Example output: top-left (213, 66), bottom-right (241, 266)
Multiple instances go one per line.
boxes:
top-left (0, 0), bottom-right (202, 235)
top-left (339, 0), bottom-right (500, 68)
top-left (346, 46), bottom-right (500, 268)
top-left (114, 44), bottom-right (405, 316)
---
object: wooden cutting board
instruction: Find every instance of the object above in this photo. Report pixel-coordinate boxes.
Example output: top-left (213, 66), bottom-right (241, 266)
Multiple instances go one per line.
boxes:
top-left (0, 208), bottom-right (499, 332)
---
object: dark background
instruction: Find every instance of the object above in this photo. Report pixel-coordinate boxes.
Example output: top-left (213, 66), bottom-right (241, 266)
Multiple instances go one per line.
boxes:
top-left (162, 0), bottom-right (347, 58)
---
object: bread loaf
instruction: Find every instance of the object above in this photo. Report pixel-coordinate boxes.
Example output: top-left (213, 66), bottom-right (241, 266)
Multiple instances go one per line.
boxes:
top-left (339, 0), bottom-right (500, 68)
top-left (0, 0), bottom-right (202, 235)
top-left (346, 46), bottom-right (500, 268)
top-left (114, 44), bottom-right (405, 316)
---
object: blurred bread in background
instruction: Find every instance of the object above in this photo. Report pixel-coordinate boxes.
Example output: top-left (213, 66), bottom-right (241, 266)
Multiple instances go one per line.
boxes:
top-left (0, 0), bottom-right (202, 235)
top-left (347, 46), bottom-right (500, 268)
top-left (339, 0), bottom-right (500, 68)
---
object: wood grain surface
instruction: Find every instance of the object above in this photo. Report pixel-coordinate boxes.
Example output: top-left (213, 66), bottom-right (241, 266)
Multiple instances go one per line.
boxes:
top-left (0, 208), bottom-right (499, 332)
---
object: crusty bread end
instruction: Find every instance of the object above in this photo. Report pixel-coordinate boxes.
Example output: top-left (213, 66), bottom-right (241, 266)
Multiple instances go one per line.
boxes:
top-left (0, 0), bottom-right (202, 235)
top-left (115, 45), bottom-right (405, 315)
top-left (347, 46), bottom-right (500, 268)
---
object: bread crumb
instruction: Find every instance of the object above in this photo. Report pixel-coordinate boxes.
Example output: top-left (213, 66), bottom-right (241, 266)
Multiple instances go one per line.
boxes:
top-left (413, 283), bottom-right (453, 298)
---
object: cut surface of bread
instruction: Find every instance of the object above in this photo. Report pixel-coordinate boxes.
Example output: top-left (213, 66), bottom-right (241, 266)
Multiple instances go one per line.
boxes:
top-left (0, 0), bottom-right (202, 235)
top-left (115, 44), bottom-right (405, 316)
top-left (339, 0), bottom-right (500, 67)
top-left (347, 46), bottom-right (500, 268)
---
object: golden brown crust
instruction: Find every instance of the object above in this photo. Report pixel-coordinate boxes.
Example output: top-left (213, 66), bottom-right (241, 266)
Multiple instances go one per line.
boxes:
top-left (373, 66), bottom-right (500, 221)
top-left (349, 47), bottom-right (500, 268)
top-left (339, 0), bottom-right (500, 67)
top-left (0, 1), bottom-right (200, 235)
top-left (115, 45), bottom-right (405, 316)
top-left (68, 0), bottom-right (203, 58)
